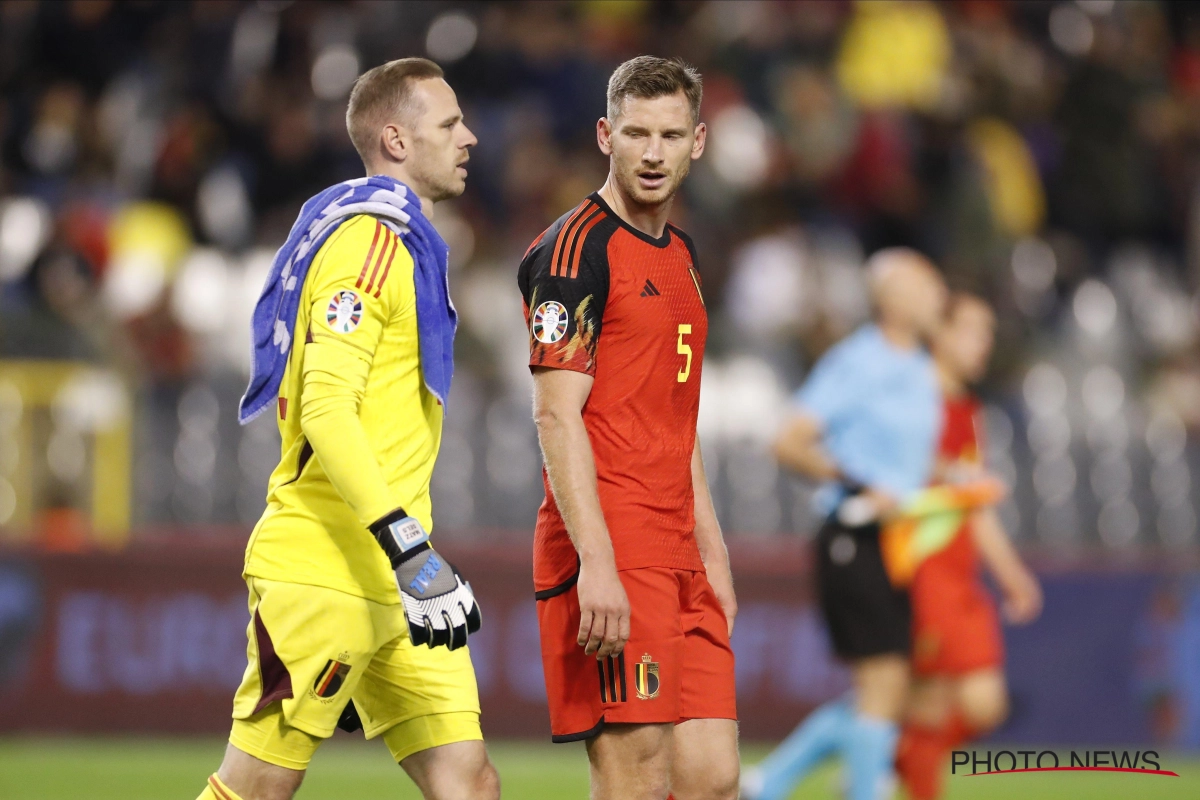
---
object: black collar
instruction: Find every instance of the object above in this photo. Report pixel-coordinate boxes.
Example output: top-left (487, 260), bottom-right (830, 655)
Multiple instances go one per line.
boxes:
top-left (588, 191), bottom-right (672, 249)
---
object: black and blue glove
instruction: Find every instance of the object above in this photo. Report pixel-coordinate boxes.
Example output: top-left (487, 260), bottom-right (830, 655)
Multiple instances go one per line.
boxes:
top-left (369, 509), bottom-right (482, 650)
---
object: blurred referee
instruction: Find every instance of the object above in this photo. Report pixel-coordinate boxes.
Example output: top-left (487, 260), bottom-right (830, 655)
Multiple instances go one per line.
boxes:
top-left (743, 248), bottom-right (947, 800)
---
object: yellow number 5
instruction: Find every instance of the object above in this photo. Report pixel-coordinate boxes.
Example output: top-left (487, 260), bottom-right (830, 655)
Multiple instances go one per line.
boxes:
top-left (677, 324), bottom-right (692, 382)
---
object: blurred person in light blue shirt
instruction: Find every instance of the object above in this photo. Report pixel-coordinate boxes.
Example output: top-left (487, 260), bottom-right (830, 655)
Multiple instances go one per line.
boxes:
top-left (743, 248), bottom-right (946, 800)
top-left (796, 322), bottom-right (941, 516)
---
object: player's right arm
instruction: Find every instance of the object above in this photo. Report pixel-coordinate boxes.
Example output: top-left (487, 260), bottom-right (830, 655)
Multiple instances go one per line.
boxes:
top-left (299, 218), bottom-right (404, 529)
top-left (520, 221), bottom-right (627, 659)
top-left (533, 368), bottom-right (630, 659)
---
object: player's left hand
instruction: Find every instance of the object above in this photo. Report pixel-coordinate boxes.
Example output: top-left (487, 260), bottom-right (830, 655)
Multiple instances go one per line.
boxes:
top-left (705, 558), bottom-right (738, 637)
top-left (369, 510), bottom-right (482, 650)
top-left (1000, 567), bottom-right (1042, 625)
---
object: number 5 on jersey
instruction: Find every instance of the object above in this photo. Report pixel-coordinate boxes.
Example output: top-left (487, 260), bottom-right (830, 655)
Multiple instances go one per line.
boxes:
top-left (677, 324), bottom-right (692, 383)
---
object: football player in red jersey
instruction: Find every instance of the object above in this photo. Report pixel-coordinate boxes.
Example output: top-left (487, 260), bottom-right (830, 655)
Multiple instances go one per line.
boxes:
top-left (518, 57), bottom-right (738, 800)
top-left (896, 294), bottom-right (1043, 799)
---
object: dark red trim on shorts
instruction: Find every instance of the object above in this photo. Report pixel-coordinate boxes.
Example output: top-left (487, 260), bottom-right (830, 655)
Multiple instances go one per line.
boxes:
top-left (208, 776), bottom-right (235, 800)
top-left (281, 439), bottom-right (314, 487)
top-left (251, 610), bottom-right (293, 714)
top-left (551, 716), bottom-right (606, 744)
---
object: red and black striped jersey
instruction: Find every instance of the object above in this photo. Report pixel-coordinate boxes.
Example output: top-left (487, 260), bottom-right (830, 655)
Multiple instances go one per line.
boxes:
top-left (518, 192), bottom-right (708, 591)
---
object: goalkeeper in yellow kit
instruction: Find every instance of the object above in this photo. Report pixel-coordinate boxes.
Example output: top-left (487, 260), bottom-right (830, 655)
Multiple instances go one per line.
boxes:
top-left (197, 59), bottom-right (498, 800)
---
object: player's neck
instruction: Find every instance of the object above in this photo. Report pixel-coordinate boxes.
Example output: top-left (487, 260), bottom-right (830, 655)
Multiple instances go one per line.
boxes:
top-left (369, 166), bottom-right (435, 218)
top-left (877, 319), bottom-right (920, 352)
top-left (936, 361), bottom-right (967, 397)
top-left (598, 177), bottom-right (672, 239)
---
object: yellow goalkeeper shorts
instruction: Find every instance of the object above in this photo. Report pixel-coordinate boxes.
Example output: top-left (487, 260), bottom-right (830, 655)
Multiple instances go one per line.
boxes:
top-left (229, 577), bottom-right (482, 770)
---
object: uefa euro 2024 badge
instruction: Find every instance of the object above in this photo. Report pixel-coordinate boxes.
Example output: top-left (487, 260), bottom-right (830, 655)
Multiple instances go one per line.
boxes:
top-left (532, 300), bottom-right (568, 344)
top-left (327, 290), bottom-right (363, 334)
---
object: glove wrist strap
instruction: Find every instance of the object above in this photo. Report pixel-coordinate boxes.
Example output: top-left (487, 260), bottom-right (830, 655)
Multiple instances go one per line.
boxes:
top-left (393, 540), bottom-right (432, 566)
top-left (369, 508), bottom-right (431, 568)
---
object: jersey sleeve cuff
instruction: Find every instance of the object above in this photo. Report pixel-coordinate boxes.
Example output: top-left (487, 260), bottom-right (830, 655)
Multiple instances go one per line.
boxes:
top-left (528, 360), bottom-right (597, 377)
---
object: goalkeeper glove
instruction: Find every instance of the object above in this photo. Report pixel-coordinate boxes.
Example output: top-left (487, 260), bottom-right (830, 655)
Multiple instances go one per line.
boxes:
top-left (369, 509), bottom-right (482, 650)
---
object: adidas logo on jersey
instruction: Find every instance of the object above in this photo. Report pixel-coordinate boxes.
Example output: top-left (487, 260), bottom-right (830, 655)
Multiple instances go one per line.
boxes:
top-left (640, 279), bottom-right (661, 297)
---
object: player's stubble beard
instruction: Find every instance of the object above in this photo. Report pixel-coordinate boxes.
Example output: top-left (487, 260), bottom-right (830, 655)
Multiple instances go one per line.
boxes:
top-left (612, 151), bottom-right (691, 212)
top-left (409, 137), bottom-right (468, 204)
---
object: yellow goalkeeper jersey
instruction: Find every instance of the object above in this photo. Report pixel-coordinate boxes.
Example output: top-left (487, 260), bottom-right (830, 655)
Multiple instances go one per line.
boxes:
top-left (244, 214), bottom-right (443, 605)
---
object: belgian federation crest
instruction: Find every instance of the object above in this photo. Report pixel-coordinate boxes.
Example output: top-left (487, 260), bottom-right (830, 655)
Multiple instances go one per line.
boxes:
top-left (634, 653), bottom-right (660, 700)
top-left (532, 301), bottom-right (568, 344)
top-left (313, 659), bottom-right (351, 697)
top-left (327, 290), bottom-right (363, 334)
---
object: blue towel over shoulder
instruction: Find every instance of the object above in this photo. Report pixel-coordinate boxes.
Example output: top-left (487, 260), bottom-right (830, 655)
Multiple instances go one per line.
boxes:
top-left (239, 175), bottom-right (457, 424)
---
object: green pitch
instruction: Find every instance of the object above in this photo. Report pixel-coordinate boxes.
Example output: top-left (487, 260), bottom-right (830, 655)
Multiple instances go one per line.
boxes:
top-left (0, 738), bottom-right (1196, 799)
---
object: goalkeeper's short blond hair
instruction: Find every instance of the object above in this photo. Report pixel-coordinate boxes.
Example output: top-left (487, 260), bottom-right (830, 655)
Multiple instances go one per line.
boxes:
top-left (346, 58), bottom-right (444, 168)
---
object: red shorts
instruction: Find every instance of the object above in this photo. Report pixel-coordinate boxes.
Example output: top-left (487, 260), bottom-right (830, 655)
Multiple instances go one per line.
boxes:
top-left (910, 556), bottom-right (1003, 676)
top-left (536, 567), bottom-right (737, 742)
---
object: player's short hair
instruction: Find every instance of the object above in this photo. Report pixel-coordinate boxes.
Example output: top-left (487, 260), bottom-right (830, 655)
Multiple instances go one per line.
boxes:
top-left (606, 56), bottom-right (703, 125)
top-left (346, 57), bottom-right (444, 167)
top-left (865, 247), bottom-right (931, 290)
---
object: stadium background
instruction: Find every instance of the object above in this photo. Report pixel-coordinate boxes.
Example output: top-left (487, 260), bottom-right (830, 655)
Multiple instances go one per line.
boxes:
top-left (1, 1), bottom-right (1200, 797)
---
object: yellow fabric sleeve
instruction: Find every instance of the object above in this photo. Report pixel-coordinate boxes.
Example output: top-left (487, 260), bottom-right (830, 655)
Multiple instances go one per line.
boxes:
top-left (300, 344), bottom-right (397, 528)
top-left (298, 220), bottom-right (406, 530)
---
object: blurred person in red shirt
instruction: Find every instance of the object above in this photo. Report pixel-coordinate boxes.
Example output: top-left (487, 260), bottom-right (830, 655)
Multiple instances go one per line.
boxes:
top-left (896, 293), bottom-right (1043, 799)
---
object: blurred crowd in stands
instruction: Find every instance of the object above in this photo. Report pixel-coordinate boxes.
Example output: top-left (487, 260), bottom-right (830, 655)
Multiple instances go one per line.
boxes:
top-left (1, 0), bottom-right (1199, 553)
